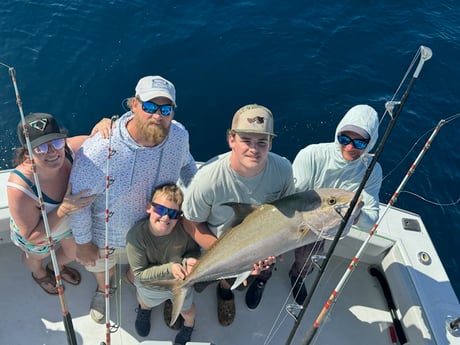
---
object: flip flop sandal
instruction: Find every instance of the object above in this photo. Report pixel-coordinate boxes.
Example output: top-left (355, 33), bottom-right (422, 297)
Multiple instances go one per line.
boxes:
top-left (216, 284), bottom-right (235, 326)
top-left (46, 264), bottom-right (82, 285)
top-left (31, 272), bottom-right (59, 295)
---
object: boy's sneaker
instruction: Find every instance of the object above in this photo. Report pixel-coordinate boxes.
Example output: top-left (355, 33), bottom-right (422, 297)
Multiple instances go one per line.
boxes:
top-left (245, 278), bottom-right (266, 309)
top-left (134, 305), bottom-right (152, 337)
top-left (174, 324), bottom-right (194, 345)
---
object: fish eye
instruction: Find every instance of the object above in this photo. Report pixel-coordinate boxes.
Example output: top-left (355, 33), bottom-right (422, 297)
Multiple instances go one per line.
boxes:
top-left (327, 197), bottom-right (337, 205)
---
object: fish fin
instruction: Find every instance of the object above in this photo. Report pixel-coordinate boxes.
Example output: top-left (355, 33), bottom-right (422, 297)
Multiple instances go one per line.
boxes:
top-left (141, 279), bottom-right (187, 326)
top-left (142, 278), bottom-right (176, 290)
top-left (230, 271), bottom-right (251, 290)
top-left (222, 202), bottom-right (259, 227)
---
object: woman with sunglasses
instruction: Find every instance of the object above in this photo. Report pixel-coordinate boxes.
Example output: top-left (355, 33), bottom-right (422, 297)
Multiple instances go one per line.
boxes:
top-left (7, 112), bottom-right (108, 294)
top-left (288, 104), bottom-right (383, 305)
top-left (126, 184), bottom-right (200, 344)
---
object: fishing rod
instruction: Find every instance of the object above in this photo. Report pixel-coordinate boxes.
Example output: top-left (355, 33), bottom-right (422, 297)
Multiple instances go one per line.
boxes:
top-left (284, 45), bottom-right (432, 345)
top-left (301, 113), bottom-right (450, 345)
top-left (100, 115), bottom-right (119, 345)
top-left (2, 63), bottom-right (78, 345)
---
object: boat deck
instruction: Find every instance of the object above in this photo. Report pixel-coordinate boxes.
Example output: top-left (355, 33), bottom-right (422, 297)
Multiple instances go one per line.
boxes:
top-left (2, 168), bottom-right (459, 344)
top-left (0, 239), bottom-right (395, 345)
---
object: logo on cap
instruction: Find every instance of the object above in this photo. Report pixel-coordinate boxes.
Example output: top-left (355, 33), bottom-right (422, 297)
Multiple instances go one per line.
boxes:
top-left (248, 116), bottom-right (265, 125)
top-left (152, 78), bottom-right (169, 90)
top-left (29, 119), bottom-right (48, 131)
top-left (231, 104), bottom-right (275, 136)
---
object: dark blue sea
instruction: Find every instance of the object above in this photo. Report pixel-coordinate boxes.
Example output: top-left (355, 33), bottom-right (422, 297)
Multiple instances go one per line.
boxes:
top-left (1, 1), bottom-right (459, 296)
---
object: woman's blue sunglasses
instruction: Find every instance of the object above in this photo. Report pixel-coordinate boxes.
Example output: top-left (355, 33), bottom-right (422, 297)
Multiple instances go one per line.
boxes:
top-left (141, 100), bottom-right (174, 116)
top-left (337, 134), bottom-right (369, 150)
top-left (33, 138), bottom-right (66, 155)
top-left (150, 202), bottom-right (182, 219)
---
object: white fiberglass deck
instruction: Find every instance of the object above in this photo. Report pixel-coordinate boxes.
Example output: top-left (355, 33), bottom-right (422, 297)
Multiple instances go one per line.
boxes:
top-left (1, 168), bottom-right (459, 345)
top-left (0, 239), bottom-right (394, 345)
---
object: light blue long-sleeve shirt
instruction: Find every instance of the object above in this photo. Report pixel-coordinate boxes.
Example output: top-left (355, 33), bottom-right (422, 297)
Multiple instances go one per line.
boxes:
top-left (69, 112), bottom-right (197, 248)
top-left (293, 105), bottom-right (382, 231)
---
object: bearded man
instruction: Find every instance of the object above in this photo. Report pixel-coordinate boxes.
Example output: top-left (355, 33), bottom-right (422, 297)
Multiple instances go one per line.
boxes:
top-left (69, 76), bottom-right (197, 323)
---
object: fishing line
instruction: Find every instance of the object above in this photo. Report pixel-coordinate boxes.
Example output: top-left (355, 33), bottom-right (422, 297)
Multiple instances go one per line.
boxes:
top-left (381, 127), bottom-right (433, 182)
top-left (382, 112), bottom-right (460, 181)
top-left (285, 45), bottom-right (432, 345)
top-left (267, 240), bottom-right (345, 345)
top-left (287, 240), bottom-right (323, 305)
top-left (375, 47), bottom-right (425, 127)
top-left (399, 191), bottom-right (459, 206)
top-left (263, 240), bottom-right (323, 344)
top-left (382, 112), bottom-right (460, 207)
top-left (2, 63), bottom-right (77, 345)
top-left (265, 226), bottom-right (344, 344)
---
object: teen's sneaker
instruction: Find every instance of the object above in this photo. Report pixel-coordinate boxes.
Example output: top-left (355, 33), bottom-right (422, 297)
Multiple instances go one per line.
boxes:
top-left (90, 290), bottom-right (105, 323)
top-left (134, 305), bottom-right (152, 337)
top-left (245, 278), bottom-right (266, 309)
top-left (174, 324), bottom-right (194, 345)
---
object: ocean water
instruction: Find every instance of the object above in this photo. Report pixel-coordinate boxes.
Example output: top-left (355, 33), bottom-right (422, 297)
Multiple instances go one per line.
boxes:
top-left (0, 0), bottom-right (459, 296)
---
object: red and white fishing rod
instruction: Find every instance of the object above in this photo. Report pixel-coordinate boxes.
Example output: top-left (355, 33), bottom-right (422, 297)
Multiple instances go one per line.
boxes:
top-left (300, 117), bottom-right (447, 345)
top-left (100, 115), bottom-right (119, 345)
top-left (2, 64), bottom-right (77, 345)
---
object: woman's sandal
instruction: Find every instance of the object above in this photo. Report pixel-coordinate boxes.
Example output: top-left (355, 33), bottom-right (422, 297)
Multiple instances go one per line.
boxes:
top-left (46, 264), bottom-right (82, 285)
top-left (31, 272), bottom-right (59, 295)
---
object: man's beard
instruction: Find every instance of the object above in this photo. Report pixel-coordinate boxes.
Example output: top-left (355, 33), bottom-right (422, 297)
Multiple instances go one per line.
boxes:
top-left (134, 116), bottom-right (170, 145)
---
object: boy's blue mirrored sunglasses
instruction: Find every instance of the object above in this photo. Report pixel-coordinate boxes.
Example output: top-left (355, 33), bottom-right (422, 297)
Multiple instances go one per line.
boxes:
top-left (141, 100), bottom-right (174, 116)
top-left (33, 138), bottom-right (66, 155)
top-left (337, 134), bottom-right (369, 150)
top-left (150, 202), bottom-right (181, 219)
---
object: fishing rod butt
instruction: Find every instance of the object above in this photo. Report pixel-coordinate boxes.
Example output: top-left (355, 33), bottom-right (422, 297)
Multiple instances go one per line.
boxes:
top-left (64, 312), bottom-right (78, 345)
top-left (300, 327), bottom-right (318, 345)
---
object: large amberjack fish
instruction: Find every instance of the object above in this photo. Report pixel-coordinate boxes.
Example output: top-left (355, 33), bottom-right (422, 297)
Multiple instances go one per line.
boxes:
top-left (145, 188), bottom-right (361, 325)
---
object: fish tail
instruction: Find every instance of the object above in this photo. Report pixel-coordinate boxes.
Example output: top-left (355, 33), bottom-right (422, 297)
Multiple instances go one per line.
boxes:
top-left (170, 284), bottom-right (189, 326)
top-left (141, 278), bottom-right (188, 325)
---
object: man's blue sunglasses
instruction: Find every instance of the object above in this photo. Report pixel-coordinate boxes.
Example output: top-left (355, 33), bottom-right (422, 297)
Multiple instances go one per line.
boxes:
top-left (150, 202), bottom-right (182, 220)
top-left (141, 100), bottom-right (174, 116)
top-left (337, 134), bottom-right (369, 150)
top-left (33, 138), bottom-right (66, 155)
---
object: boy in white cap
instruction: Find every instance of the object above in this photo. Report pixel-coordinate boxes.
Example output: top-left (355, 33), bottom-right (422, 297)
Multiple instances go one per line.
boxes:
top-left (181, 104), bottom-right (295, 326)
top-left (289, 104), bottom-right (382, 305)
top-left (69, 75), bottom-right (197, 323)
